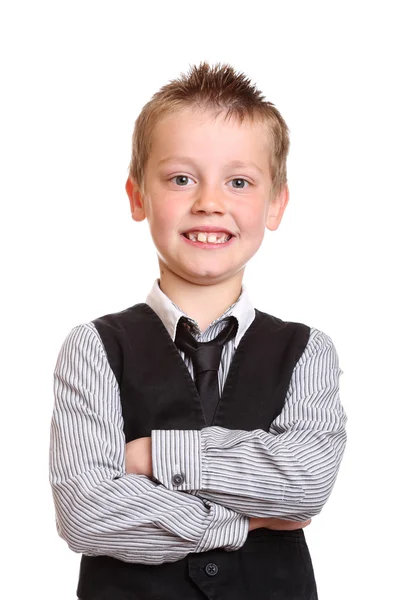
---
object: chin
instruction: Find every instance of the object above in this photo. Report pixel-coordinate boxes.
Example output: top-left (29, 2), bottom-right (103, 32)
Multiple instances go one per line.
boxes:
top-left (184, 268), bottom-right (241, 286)
top-left (160, 255), bottom-right (244, 286)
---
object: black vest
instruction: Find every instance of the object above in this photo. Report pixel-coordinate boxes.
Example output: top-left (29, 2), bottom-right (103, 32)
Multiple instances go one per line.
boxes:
top-left (77, 304), bottom-right (319, 600)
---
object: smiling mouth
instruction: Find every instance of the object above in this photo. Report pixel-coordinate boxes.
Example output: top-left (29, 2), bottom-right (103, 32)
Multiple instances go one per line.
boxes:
top-left (183, 231), bottom-right (232, 244)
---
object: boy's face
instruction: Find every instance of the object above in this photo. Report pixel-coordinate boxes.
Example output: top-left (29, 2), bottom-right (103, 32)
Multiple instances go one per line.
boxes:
top-left (127, 106), bottom-right (288, 288)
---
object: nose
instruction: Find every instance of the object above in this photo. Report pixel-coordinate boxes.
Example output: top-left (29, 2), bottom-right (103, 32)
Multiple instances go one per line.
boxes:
top-left (191, 184), bottom-right (226, 215)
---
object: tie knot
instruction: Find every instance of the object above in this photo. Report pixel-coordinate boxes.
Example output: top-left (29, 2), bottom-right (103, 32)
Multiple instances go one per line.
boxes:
top-left (192, 344), bottom-right (223, 373)
top-left (175, 317), bottom-right (238, 373)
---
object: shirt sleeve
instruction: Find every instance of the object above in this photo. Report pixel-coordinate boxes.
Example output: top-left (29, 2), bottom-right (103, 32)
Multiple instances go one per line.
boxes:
top-left (152, 328), bottom-right (347, 521)
top-left (49, 323), bottom-right (249, 566)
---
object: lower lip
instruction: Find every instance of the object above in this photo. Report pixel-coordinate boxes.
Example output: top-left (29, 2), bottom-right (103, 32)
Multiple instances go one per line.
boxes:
top-left (181, 234), bottom-right (235, 249)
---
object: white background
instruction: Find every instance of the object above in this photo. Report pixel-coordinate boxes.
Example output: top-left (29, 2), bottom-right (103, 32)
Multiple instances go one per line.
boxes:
top-left (1, 1), bottom-right (399, 598)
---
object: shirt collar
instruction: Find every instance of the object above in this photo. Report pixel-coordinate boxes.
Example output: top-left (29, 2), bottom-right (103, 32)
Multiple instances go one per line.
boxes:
top-left (145, 279), bottom-right (255, 349)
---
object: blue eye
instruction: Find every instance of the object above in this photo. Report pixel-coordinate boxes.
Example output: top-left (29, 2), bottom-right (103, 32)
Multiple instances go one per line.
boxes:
top-left (229, 178), bottom-right (249, 189)
top-left (171, 175), bottom-right (194, 186)
top-left (170, 175), bottom-right (250, 188)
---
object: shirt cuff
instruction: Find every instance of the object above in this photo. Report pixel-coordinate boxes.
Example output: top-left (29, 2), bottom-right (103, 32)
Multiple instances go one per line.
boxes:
top-left (196, 500), bottom-right (249, 553)
top-left (152, 429), bottom-right (202, 491)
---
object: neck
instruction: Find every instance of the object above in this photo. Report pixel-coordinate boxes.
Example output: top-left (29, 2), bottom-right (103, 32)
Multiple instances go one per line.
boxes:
top-left (158, 267), bottom-right (244, 332)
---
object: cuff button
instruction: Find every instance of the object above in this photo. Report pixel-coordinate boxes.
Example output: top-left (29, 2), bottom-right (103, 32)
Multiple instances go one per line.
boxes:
top-left (172, 473), bottom-right (185, 486)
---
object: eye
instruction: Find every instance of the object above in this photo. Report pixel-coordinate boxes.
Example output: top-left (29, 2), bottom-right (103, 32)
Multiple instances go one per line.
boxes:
top-left (170, 175), bottom-right (195, 186)
top-left (229, 178), bottom-right (250, 189)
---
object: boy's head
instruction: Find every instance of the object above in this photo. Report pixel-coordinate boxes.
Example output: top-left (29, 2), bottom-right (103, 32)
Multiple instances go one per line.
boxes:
top-left (126, 62), bottom-right (290, 290)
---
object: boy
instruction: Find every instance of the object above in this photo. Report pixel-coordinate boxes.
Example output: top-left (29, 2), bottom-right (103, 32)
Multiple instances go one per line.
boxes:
top-left (50, 62), bottom-right (347, 600)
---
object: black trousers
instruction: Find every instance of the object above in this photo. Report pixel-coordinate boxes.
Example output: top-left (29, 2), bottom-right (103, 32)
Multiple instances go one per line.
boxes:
top-left (77, 528), bottom-right (318, 600)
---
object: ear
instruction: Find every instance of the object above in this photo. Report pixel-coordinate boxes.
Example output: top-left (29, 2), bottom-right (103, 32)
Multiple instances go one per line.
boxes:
top-left (266, 184), bottom-right (289, 231)
top-left (125, 177), bottom-right (146, 222)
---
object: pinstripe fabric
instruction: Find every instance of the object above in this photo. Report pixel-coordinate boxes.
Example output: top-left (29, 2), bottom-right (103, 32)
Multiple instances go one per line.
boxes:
top-left (49, 280), bottom-right (347, 565)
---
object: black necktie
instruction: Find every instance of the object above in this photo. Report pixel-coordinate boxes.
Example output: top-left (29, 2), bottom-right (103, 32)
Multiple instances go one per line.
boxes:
top-left (174, 317), bottom-right (238, 425)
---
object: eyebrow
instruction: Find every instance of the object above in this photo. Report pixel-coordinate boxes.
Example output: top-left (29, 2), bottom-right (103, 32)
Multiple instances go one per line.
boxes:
top-left (158, 156), bottom-right (264, 175)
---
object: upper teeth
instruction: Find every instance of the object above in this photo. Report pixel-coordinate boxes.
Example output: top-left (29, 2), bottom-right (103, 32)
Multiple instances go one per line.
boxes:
top-left (186, 232), bottom-right (231, 243)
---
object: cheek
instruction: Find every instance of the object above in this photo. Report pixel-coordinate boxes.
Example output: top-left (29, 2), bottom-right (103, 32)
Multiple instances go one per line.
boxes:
top-left (239, 204), bottom-right (267, 233)
top-left (148, 198), bottom-right (183, 238)
top-left (155, 207), bottom-right (179, 231)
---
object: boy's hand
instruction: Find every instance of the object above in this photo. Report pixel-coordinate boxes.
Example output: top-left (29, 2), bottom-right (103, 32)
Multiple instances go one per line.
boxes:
top-left (249, 517), bottom-right (311, 531)
top-left (125, 437), bottom-right (153, 477)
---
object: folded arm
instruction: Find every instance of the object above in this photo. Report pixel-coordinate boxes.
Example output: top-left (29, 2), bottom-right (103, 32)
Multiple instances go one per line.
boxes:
top-left (49, 323), bottom-right (248, 566)
top-left (152, 329), bottom-right (347, 521)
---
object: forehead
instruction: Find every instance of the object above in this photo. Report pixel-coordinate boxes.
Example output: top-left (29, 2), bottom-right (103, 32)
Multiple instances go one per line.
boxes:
top-left (149, 106), bottom-right (271, 166)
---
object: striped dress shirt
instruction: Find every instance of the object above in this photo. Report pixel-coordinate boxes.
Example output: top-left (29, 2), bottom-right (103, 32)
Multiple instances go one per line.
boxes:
top-left (49, 279), bottom-right (347, 565)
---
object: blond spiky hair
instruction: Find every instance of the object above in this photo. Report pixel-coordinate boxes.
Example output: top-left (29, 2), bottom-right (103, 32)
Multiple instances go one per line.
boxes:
top-left (128, 61), bottom-right (290, 198)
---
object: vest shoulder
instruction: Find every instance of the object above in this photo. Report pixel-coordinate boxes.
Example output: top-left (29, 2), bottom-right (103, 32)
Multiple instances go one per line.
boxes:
top-left (91, 303), bottom-right (152, 331)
